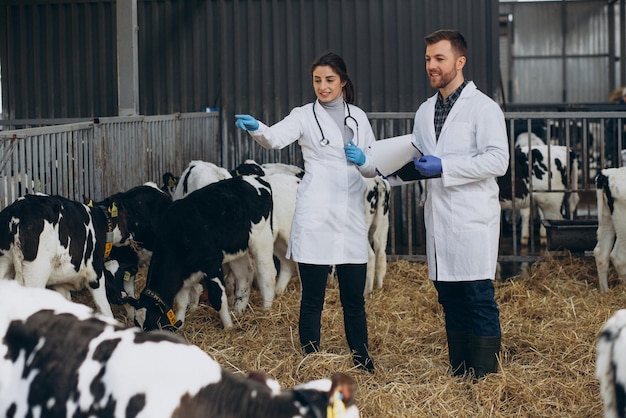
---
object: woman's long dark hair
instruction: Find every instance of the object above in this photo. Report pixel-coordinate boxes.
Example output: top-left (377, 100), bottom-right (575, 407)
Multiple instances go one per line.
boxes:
top-left (310, 52), bottom-right (355, 104)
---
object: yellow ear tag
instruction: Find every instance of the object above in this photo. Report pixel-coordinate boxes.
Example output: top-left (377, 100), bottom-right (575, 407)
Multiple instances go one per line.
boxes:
top-left (168, 177), bottom-right (177, 188)
top-left (166, 309), bottom-right (178, 326)
top-left (104, 242), bottom-right (113, 259)
top-left (123, 271), bottom-right (131, 282)
top-left (327, 391), bottom-right (347, 418)
top-left (87, 199), bottom-right (94, 207)
top-left (108, 203), bottom-right (118, 218)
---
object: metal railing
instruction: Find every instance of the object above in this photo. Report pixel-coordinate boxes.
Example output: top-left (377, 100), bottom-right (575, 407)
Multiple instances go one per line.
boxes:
top-left (2, 110), bottom-right (625, 262)
top-left (0, 112), bottom-right (219, 205)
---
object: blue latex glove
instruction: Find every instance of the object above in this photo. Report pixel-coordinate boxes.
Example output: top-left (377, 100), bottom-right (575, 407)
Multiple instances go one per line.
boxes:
top-left (413, 155), bottom-right (442, 177)
top-left (344, 141), bottom-right (366, 166)
top-left (234, 114), bottom-right (260, 131)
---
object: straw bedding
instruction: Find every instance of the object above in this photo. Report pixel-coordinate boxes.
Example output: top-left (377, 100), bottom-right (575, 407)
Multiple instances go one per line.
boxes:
top-left (89, 254), bottom-right (625, 417)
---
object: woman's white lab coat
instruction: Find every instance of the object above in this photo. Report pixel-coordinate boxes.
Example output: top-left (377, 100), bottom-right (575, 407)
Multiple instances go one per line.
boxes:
top-left (412, 82), bottom-right (509, 282)
top-left (249, 100), bottom-right (378, 265)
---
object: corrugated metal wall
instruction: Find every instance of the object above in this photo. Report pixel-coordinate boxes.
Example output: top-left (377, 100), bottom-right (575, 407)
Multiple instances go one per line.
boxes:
top-left (0, 0), bottom-right (499, 118)
top-left (500, 0), bottom-right (615, 104)
top-left (0, 0), bottom-right (119, 119)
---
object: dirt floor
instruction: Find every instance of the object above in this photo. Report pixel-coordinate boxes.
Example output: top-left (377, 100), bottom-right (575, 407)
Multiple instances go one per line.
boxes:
top-left (94, 254), bottom-right (626, 417)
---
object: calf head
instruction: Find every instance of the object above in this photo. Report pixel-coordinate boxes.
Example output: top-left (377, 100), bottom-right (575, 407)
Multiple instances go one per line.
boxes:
top-left (132, 288), bottom-right (182, 332)
top-left (291, 372), bottom-right (359, 418)
top-left (161, 172), bottom-right (179, 197)
top-left (232, 160), bottom-right (266, 177)
top-left (103, 248), bottom-right (138, 305)
top-left (87, 185), bottom-right (172, 251)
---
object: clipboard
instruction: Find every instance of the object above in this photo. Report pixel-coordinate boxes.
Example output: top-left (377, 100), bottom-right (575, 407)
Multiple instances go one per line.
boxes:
top-left (368, 134), bottom-right (440, 181)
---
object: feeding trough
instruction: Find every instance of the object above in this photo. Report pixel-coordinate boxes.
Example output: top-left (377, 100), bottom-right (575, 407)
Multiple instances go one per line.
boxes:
top-left (542, 219), bottom-right (598, 252)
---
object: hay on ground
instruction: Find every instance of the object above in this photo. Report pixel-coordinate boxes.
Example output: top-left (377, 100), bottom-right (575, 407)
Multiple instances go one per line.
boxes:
top-left (85, 255), bottom-right (626, 417)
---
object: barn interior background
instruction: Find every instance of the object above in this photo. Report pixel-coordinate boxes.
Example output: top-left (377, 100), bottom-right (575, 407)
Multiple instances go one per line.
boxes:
top-left (0, 0), bottom-right (625, 262)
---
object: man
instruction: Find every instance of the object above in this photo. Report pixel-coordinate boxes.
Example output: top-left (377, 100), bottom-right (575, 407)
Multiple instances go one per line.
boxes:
top-left (411, 29), bottom-right (509, 379)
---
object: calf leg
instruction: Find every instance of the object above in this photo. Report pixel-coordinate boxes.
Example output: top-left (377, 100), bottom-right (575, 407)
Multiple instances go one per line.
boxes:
top-left (594, 236), bottom-right (614, 293)
top-left (370, 218), bottom-right (389, 292)
top-left (228, 256), bottom-right (254, 315)
top-left (122, 277), bottom-right (136, 323)
top-left (248, 226), bottom-right (277, 310)
top-left (205, 275), bottom-right (233, 329)
top-left (88, 283), bottom-right (114, 317)
top-left (274, 239), bottom-right (297, 295)
top-left (594, 190), bottom-right (616, 292)
top-left (173, 272), bottom-right (204, 325)
top-left (519, 207), bottom-right (532, 246)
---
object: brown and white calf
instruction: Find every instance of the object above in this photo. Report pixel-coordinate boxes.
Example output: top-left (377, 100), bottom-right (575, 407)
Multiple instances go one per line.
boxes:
top-left (0, 281), bottom-right (359, 418)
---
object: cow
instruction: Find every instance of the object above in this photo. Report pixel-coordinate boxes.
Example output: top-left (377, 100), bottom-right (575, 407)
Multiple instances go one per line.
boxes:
top-left (172, 160), bottom-right (231, 200)
top-left (174, 160), bottom-right (299, 302)
top-left (594, 167), bottom-right (626, 292)
top-left (514, 131), bottom-right (548, 148)
top-left (0, 281), bottom-right (360, 418)
top-left (234, 160), bottom-right (390, 296)
top-left (0, 193), bottom-right (127, 317)
top-left (134, 175), bottom-right (276, 331)
top-left (498, 144), bottom-right (580, 246)
top-left (364, 175), bottom-right (390, 295)
top-left (89, 183), bottom-right (173, 318)
top-left (596, 308), bottom-right (626, 418)
top-left (232, 160), bottom-right (305, 179)
top-left (230, 160), bottom-right (302, 295)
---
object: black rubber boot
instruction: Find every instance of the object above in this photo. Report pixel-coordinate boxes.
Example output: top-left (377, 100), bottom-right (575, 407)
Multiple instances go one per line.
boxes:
top-left (468, 335), bottom-right (501, 380)
top-left (446, 330), bottom-right (470, 377)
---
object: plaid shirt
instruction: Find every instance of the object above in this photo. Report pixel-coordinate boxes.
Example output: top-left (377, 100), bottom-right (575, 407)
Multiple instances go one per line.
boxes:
top-left (434, 80), bottom-right (469, 141)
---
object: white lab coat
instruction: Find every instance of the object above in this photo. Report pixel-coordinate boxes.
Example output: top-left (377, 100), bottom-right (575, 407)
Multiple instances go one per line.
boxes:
top-left (249, 100), bottom-right (378, 264)
top-left (412, 82), bottom-right (509, 282)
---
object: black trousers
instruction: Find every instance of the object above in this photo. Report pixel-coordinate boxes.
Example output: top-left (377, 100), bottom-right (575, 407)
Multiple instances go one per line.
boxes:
top-left (433, 279), bottom-right (501, 337)
top-left (297, 263), bottom-right (369, 358)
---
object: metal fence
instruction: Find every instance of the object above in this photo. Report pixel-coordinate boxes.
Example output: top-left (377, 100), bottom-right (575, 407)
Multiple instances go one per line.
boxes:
top-left (2, 110), bottom-right (626, 262)
top-left (0, 112), bottom-right (219, 206)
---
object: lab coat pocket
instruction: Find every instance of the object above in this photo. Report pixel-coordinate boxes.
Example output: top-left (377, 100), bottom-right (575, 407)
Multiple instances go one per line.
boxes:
top-left (441, 122), bottom-right (473, 155)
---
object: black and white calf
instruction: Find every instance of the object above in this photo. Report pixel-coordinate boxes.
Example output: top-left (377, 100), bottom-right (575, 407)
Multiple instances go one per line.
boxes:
top-left (236, 160), bottom-right (391, 297)
top-left (0, 281), bottom-right (359, 418)
top-left (91, 183), bottom-right (173, 318)
top-left (498, 144), bottom-right (579, 246)
top-left (596, 308), bottom-right (626, 418)
top-left (594, 168), bottom-right (626, 292)
top-left (0, 194), bottom-right (125, 317)
top-left (231, 160), bottom-right (302, 295)
top-left (135, 175), bottom-right (276, 330)
top-left (364, 176), bottom-right (390, 296)
top-left (172, 160), bottom-right (231, 200)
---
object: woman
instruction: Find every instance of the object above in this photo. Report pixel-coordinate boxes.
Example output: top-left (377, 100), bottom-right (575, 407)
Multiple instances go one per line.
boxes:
top-left (234, 51), bottom-right (377, 372)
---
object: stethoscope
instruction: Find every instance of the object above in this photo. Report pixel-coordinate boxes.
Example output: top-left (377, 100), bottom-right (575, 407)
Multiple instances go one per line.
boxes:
top-left (312, 100), bottom-right (359, 147)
